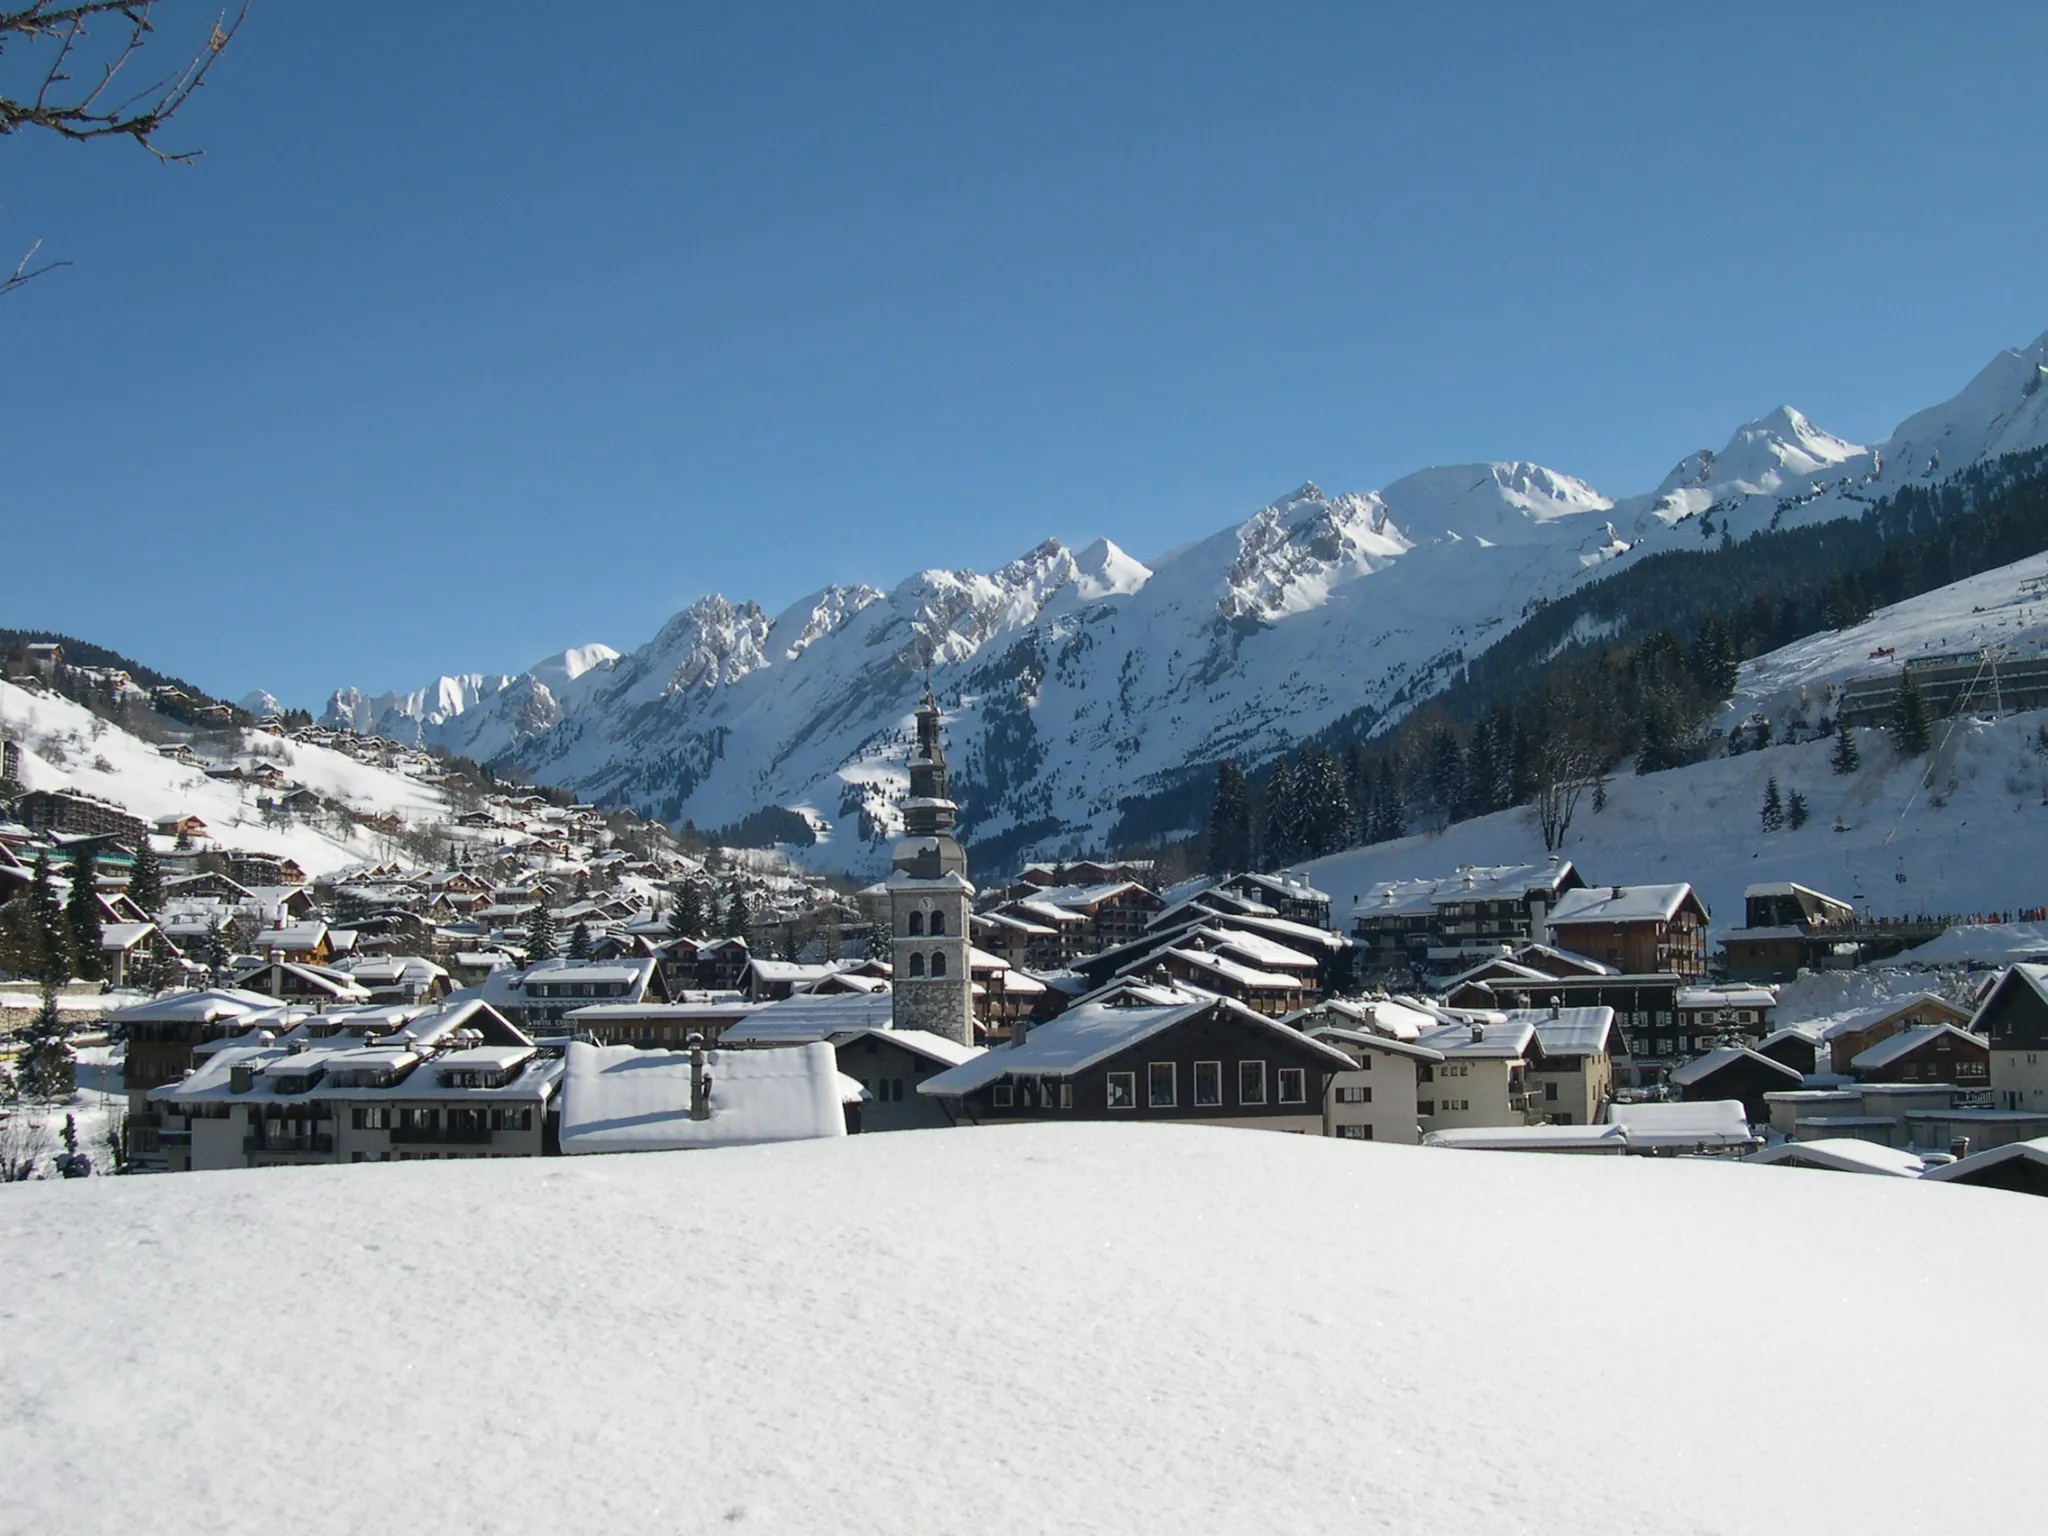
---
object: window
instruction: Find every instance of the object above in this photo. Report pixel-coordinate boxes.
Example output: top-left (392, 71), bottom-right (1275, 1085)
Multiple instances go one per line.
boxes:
top-left (1355, 1054), bottom-right (1372, 1070)
top-left (907, 911), bottom-right (924, 936)
top-left (1058, 1082), bottom-right (1073, 1109)
top-left (1544, 1081), bottom-right (1558, 1102)
top-left (1106, 1071), bottom-right (1135, 1109)
top-left (1277, 1067), bottom-right (1306, 1104)
top-left (1335, 1085), bottom-right (1372, 1104)
top-left (1336, 1124), bottom-right (1373, 1140)
top-left (931, 950), bottom-right (947, 978)
top-left (993, 1082), bottom-right (1014, 1108)
top-left (907, 953), bottom-right (925, 978)
top-left (350, 1106), bottom-right (390, 1130)
top-left (1238, 1061), bottom-right (1266, 1105)
top-left (1148, 1062), bottom-right (1176, 1108)
top-left (1019, 1078), bottom-right (1040, 1109)
top-left (1194, 1061), bottom-right (1222, 1107)
top-left (491, 1107), bottom-right (533, 1131)
top-left (1417, 1064), bottom-right (1434, 1083)
top-left (1418, 1099), bottom-right (1434, 1116)
top-left (929, 910), bottom-right (946, 936)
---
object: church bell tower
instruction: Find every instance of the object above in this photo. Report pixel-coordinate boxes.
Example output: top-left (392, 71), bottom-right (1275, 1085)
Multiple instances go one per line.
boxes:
top-left (890, 683), bottom-right (975, 1045)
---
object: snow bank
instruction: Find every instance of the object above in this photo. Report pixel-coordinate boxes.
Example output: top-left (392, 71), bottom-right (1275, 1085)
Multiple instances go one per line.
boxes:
top-left (3, 1124), bottom-right (2045, 1532)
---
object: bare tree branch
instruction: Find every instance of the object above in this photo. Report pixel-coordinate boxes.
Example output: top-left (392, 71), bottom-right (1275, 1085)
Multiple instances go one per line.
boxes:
top-left (1, 1), bottom-right (250, 163)
top-left (0, 235), bottom-right (67, 297)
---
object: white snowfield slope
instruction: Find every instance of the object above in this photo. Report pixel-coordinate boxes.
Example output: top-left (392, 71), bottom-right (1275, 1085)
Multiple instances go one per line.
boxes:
top-left (323, 329), bottom-right (2048, 873)
top-left (0, 679), bottom-right (446, 878)
top-left (1306, 549), bottom-right (2048, 935)
top-left (4, 1125), bottom-right (2046, 1535)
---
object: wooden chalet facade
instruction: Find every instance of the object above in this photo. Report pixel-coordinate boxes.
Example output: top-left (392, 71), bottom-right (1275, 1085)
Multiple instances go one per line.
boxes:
top-left (918, 991), bottom-right (1353, 1134)
top-left (1545, 883), bottom-right (1710, 979)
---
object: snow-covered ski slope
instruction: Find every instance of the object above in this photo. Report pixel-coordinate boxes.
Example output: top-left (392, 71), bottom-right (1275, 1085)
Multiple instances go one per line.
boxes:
top-left (1303, 707), bottom-right (2048, 939)
top-left (322, 328), bottom-right (2048, 875)
top-left (3, 1123), bottom-right (2044, 1534)
top-left (0, 680), bottom-right (447, 878)
top-left (1730, 549), bottom-right (2048, 721)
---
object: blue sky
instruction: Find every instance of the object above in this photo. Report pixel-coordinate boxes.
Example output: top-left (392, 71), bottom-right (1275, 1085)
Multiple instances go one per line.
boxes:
top-left (4, 1), bottom-right (2046, 708)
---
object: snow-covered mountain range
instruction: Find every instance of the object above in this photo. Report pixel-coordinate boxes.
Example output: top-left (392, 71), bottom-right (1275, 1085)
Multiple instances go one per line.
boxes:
top-left (324, 644), bottom-right (621, 763)
top-left (320, 328), bottom-right (2048, 874)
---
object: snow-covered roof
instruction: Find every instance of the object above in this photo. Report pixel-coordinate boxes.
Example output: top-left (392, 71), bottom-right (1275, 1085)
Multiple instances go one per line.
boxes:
top-left (1849, 1023), bottom-right (1987, 1072)
top-left (1287, 996), bottom-right (1436, 1043)
top-left (1920, 1136), bottom-right (2048, 1184)
top-left (558, 1040), bottom-right (845, 1154)
top-left (1521, 1007), bottom-right (1619, 1057)
top-left (253, 922), bottom-right (328, 950)
top-left (834, 1026), bottom-right (984, 1069)
top-left (1604, 1100), bottom-right (1758, 1147)
top-left (1747, 1139), bottom-right (1927, 1177)
top-left (1304, 1026), bottom-right (1445, 1064)
top-left (1231, 870), bottom-right (1331, 903)
top-left (1415, 1018), bottom-right (1538, 1061)
top-left (1677, 985), bottom-right (1777, 1011)
top-left (1150, 946), bottom-right (1301, 991)
top-left (920, 994), bottom-right (1351, 1096)
top-left (722, 990), bottom-right (897, 1043)
top-left (1548, 883), bottom-right (1700, 926)
top-left (1186, 925), bottom-right (1322, 970)
top-left (1425, 1124), bottom-right (1629, 1152)
top-left (1668, 1047), bottom-right (1802, 1090)
top-left (1817, 992), bottom-right (1969, 1042)
top-left (99, 921), bottom-right (156, 951)
top-left (1351, 861), bottom-right (1574, 918)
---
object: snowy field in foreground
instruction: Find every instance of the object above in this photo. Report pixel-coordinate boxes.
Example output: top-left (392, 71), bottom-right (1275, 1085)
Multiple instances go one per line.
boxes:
top-left (3, 1126), bottom-right (2046, 1534)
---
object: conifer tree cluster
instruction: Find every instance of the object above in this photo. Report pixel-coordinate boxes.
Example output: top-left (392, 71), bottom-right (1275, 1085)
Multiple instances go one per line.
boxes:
top-left (668, 880), bottom-right (706, 941)
top-left (1890, 671), bottom-right (1933, 756)
top-left (525, 905), bottom-right (558, 963)
top-left (1830, 718), bottom-right (1861, 774)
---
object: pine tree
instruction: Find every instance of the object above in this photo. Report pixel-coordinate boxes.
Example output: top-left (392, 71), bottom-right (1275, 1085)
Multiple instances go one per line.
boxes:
top-left (1428, 729), bottom-right (1465, 819)
top-left (127, 838), bottom-right (164, 916)
top-left (27, 853), bottom-right (69, 985)
top-left (1463, 719), bottom-right (1497, 818)
top-left (669, 882), bottom-right (704, 941)
top-left (1371, 758), bottom-right (1405, 842)
top-left (1206, 760), bottom-right (1252, 874)
top-left (1261, 758), bottom-right (1299, 867)
top-left (17, 987), bottom-right (72, 1101)
top-left (1830, 718), bottom-right (1861, 775)
top-left (1891, 672), bottom-right (1932, 756)
top-left (1761, 776), bottom-right (1784, 832)
top-left (567, 921), bottom-right (592, 961)
top-left (64, 848), bottom-right (103, 983)
top-left (1786, 790), bottom-right (1809, 830)
top-left (1296, 748), bottom-right (1353, 858)
top-left (526, 905), bottom-right (558, 963)
top-left (723, 888), bottom-right (751, 939)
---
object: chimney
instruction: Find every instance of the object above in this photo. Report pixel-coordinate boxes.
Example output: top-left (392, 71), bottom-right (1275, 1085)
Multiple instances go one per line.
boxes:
top-left (229, 1064), bottom-right (254, 1093)
top-left (1530, 897), bottom-right (1549, 947)
top-left (1950, 1136), bottom-right (1971, 1160)
top-left (1013, 1016), bottom-right (1029, 1048)
top-left (1469, 1022), bottom-right (1485, 1044)
top-left (1611, 886), bottom-right (1624, 900)
top-left (1549, 998), bottom-right (1560, 1018)
top-left (690, 1036), bottom-right (710, 1121)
